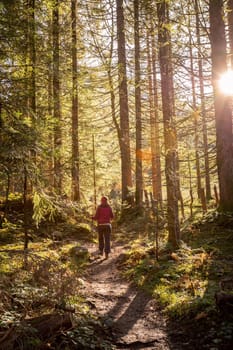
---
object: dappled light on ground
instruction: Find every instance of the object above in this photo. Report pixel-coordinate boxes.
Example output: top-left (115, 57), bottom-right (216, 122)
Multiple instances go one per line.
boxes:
top-left (82, 243), bottom-right (170, 349)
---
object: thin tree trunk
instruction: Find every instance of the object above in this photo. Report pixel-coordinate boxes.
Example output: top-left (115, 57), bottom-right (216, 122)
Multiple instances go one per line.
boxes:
top-left (134, 0), bottom-right (143, 208)
top-left (23, 164), bottom-right (29, 269)
top-left (227, 0), bottom-right (233, 68)
top-left (4, 171), bottom-right (10, 219)
top-left (209, 0), bottom-right (233, 211)
top-left (116, 0), bottom-right (133, 204)
top-left (52, 0), bottom-right (62, 194)
top-left (188, 5), bottom-right (202, 199)
top-left (92, 134), bottom-right (97, 210)
top-left (27, 0), bottom-right (36, 114)
top-left (0, 102), bottom-right (2, 134)
top-left (147, 29), bottom-right (157, 203)
top-left (27, 0), bottom-right (36, 194)
top-left (157, 0), bottom-right (180, 248)
top-left (151, 23), bottom-right (163, 208)
top-left (48, 16), bottom-right (54, 188)
top-left (71, 0), bottom-right (80, 201)
top-left (195, 0), bottom-right (211, 200)
top-left (188, 154), bottom-right (193, 217)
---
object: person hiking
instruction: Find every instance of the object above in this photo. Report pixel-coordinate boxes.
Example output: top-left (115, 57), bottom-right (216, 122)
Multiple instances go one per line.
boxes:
top-left (92, 196), bottom-right (114, 259)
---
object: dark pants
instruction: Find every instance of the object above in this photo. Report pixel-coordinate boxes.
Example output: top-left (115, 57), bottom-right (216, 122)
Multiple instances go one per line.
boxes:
top-left (98, 225), bottom-right (111, 254)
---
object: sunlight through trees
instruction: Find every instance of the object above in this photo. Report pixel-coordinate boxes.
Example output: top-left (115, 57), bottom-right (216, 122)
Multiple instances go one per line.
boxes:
top-left (1, 0), bottom-right (233, 247)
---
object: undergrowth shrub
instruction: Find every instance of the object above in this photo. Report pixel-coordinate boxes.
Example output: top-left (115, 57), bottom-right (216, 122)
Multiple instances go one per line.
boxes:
top-left (118, 239), bottom-right (219, 320)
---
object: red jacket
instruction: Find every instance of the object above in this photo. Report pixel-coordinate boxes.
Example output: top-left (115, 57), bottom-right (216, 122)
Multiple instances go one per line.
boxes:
top-left (93, 204), bottom-right (113, 224)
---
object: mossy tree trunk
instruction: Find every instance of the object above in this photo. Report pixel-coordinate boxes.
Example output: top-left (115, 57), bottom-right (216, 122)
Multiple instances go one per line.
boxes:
top-left (157, 0), bottom-right (180, 248)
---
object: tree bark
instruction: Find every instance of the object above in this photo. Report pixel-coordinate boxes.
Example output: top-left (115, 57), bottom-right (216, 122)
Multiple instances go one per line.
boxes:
top-left (147, 28), bottom-right (157, 203)
top-left (227, 0), bottom-right (233, 68)
top-left (195, 0), bottom-right (211, 200)
top-left (27, 0), bottom-right (36, 115)
top-left (147, 18), bottom-right (163, 207)
top-left (52, 0), bottom-right (62, 194)
top-left (48, 15), bottom-right (54, 188)
top-left (188, 3), bottom-right (202, 199)
top-left (157, 0), bottom-right (180, 248)
top-left (71, 0), bottom-right (80, 201)
top-left (134, 0), bottom-right (143, 208)
top-left (151, 21), bottom-right (163, 208)
top-left (23, 164), bottom-right (29, 269)
top-left (209, 0), bottom-right (233, 212)
top-left (116, 0), bottom-right (133, 204)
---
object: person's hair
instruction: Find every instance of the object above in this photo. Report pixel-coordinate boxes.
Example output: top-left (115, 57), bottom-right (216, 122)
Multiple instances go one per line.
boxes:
top-left (101, 196), bottom-right (108, 202)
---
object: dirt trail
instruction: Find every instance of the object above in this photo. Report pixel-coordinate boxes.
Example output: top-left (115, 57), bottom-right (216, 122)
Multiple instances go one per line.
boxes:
top-left (82, 242), bottom-right (173, 350)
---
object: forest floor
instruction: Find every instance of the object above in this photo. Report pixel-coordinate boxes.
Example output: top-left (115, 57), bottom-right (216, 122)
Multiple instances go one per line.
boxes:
top-left (80, 216), bottom-right (233, 350)
top-left (0, 203), bottom-right (233, 349)
top-left (82, 241), bottom-right (170, 350)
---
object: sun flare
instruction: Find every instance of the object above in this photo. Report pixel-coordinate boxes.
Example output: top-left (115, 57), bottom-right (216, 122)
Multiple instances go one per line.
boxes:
top-left (219, 70), bottom-right (233, 95)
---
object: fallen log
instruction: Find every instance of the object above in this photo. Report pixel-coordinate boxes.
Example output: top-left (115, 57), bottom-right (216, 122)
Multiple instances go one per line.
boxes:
top-left (0, 312), bottom-right (73, 349)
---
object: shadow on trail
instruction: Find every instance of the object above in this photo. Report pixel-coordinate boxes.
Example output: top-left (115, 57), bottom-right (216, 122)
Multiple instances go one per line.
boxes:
top-left (109, 288), bottom-right (152, 340)
top-left (86, 227), bottom-right (233, 349)
top-left (87, 247), bottom-right (168, 348)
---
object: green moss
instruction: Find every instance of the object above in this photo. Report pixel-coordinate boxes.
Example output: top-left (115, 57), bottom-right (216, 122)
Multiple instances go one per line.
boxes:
top-left (119, 213), bottom-right (233, 320)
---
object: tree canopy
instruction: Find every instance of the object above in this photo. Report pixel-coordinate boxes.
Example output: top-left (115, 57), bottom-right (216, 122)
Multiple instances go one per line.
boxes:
top-left (1, 0), bottom-right (233, 247)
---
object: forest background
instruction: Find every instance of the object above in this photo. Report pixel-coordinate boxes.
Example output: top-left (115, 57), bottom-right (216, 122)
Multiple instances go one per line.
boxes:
top-left (1, 1), bottom-right (233, 349)
top-left (1, 0), bottom-right (233, 248)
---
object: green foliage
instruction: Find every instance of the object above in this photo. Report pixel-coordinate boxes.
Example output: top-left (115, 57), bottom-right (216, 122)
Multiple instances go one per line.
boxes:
top-left (32, 191), bottom-right (60, 227)
top-left (119, 215), bottom-right (233, 321)
top-left (0, 112), bottom-right (39, 163)
top-left (69, 245), bottom-right (90, 267)
top-left (1, 240), bottom-right (78, 309)
top-left (0, 227), bottom-right (16, 243)
top-left (59, 222), bottom-right (94, 241)
top-left (0, 227), bottom-right (116, 349)
top-left (61, 319), bottom-right (115, 350)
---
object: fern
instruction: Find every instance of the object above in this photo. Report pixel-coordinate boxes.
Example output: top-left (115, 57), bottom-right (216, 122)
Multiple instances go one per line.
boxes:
top-left (32, 191), bottom-right (59, 227)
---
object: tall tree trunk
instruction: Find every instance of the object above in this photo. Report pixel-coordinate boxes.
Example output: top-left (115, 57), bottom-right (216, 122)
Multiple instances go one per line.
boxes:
top-left (134, 0), bottom-right (143, 208)
top-left (52, 0), bottom-right (62, 194)
top-left (147, 17), bottom-right (163, 207)
top-left (116, 0), bottom-right (133, 204)
top-left (48, 16), bottom-right (54, 188)
top-left (106, 24), bottom-right (122, 181)
top-left (151, 23), bottom-right (163, 208)
top-left (147, 29), bottom-right (157, 201)
top-left (71, 0), bottom-right (80, 201)
top-left (227, 0), bottom-right (233, 68)
top-left (23, 164), bottom-right (29, 269)
top-left (195, 0), bottom-right (211, 200)
top-left (26, 0), bottom-right (36, 194)
top-left (27, 0), bottom-right (36, 115)
top-left (188, 6), bottom-right (202, 199)
top-left (157, 0), bottom-right (180, 248)
top-left (209, 0), bottom-right (233, 211)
